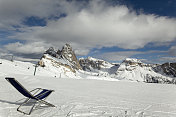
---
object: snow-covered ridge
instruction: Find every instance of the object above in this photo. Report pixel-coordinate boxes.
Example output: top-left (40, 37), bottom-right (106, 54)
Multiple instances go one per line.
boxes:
top-left (38, 44), bottom-right (84, 78)
top-left (79, 57), bottom-right (119, 77)
top-left (124, 58), bottom-right (142, 63)
top-left (79, 56), bottom-right (114, 69)
top-left (2, 43), bottom-right (176, 84)
top-left (116, 58), bottom-right (176, 84)
top-left (1, 69), bottom-right (176, 117)
top-left (37, 44), bottom-right (176, 84)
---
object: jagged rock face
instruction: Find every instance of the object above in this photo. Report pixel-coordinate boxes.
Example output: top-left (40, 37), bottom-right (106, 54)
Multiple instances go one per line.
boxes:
top-left (79, 57), bottom-right (103, 71)
top-left (39, 54), bottom-right (76, 73)
top-left (60, 44), bottom-right (82, 70)
top-left (116, 58), bottom-right (152, 80)
top-left (40, 44), bottom-right (82, 71)
top-left (155, 62), bottom-right (176, 77)
top-left (116, 58), bottom-right (176, 84)
top-left (79, 57), bottom-right (119, 77)
top-left (144, 74), bottom-right (176, 84)
top-left (161, 63), bottom-right (176, 77)
top-left (117, 58), bottom-right (150, 72)
top-left (122, 58), bottom-right (153, 68)
top-left (45, 47), bottom-right (58, 58)
top-left (79, 57), bottom-right (118, 73)
top-left (40, 46), bottom-right (176, 84)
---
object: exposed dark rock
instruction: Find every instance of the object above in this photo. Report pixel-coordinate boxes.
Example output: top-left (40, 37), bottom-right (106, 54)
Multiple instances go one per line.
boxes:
top-left (79, 57), bottom-right (103, 71)
top-left (40, 44), bottom-right (82, 71)
top-left (40, 45), bottom-right (176, 84)
top-left (56, 49), bottom-right (62, 56)
top-left (154, 62), bottom-right (176, 77)
top-left (116, 58), bottom-right (176, 84)
top-left (160, 63), bottom-right (176, 77)
top-left (45, 47), bottom-right (58, 58)
top-left (122, 58), bottom-right (153, 67)
top-left (79, 57), bottom-right (116, 73)
top-left (61, 44), bottom-right (82, 70)
top-left (145, 74), bottom-right (175, 84)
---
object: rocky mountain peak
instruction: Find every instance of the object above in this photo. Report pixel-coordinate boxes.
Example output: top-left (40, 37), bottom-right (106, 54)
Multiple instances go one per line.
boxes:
top-left (40, 44), bottom-right (82, 70)
top-left (39, 45), bottom-right (176, 84)
top-left (60, 44), bottom-right (82, 70)
top-left (61, 44), bottom-right (74, 60)
top-left (121, 58), bottom-right (154, 68)
top-left (44, 47), bottom-right (58, 58)
top-left (122, 58), bottom-right (142, 65)
top-left (155, 62), bottom-right (176, 77)
top-left (79, 57), bottom-right (102, 71)
top-left (79, 57), bottom-right (114, 72)
top-left (63, 43), bottom-right (71, 50)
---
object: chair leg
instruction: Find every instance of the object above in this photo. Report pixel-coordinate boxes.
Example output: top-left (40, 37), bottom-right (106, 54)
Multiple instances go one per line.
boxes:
top-left (17, 99), bottom-right (55, 115)
top-left (34, 96), bottom-right (55, 111)
top-left (17, 98), bottom-right (38, 115)
top-left (38, 99), bottom-right (55, 107)
top-left (17, 98), bottom-right (31, 115)
top-left (28, 102), bottom-right (36, 115)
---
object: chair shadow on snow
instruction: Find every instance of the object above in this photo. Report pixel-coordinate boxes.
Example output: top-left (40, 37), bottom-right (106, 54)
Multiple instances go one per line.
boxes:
top-left (0, 98), bottom-right (52, 113)
top-left (0, 99), bottom-right (22, 105)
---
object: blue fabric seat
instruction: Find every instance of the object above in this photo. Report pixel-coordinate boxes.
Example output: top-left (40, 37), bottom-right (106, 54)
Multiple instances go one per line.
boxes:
top-left (5, 77), bottom-right (55, 115)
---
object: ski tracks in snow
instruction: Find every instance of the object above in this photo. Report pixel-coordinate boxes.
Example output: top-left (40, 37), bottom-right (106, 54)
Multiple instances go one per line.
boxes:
top-left (56, 101), bottom-right (176, 117)
top-left (1, 95), bottom-right (176, 117)
top-left (41, 101), bottom-right (145, 117)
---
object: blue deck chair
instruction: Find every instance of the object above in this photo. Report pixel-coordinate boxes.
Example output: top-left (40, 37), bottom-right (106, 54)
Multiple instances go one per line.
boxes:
top-left (5, 77), bottom-right (55, 115)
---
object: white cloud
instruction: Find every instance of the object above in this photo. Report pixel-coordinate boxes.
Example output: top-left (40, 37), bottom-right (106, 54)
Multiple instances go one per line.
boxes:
top-left (169, 46), bottom-right (176, 56)
top-left (74, 49), bottom-right (90, 56)
top-left (12, 56), bottom-right (39, 62)
top-left (1, 0), bottom-right (176, 60)
top-left (159, 57), bottom-right (176, 63)
top-left (93, 50), bottom-right (169, 62)
top-left (4, 42), bottom-right (49, 54)
top-left (10, 1), bottom-right (176, 52)
top-left (0, 0), bottom-right (87, 29)
top-left (0, 0), bottom-right (66, 29)
top-left (94, 51), bottom-right (143, 61)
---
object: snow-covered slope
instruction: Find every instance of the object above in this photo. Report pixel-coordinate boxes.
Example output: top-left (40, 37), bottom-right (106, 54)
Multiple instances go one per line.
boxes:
top-left (0, 59), bottom-right (34, 76)
top-left (38, 54), bottom-right (78, 78)
top-left (79, 57), bottom-right (176, 84)
top-left (115, 58), bottom-right (175, 83)
top-left (1, 56), bottom-right (176, 116)
top-left (4, 43), bottom-right (175, 84)
top-left (0, 57), bottom-right (79, 79)
top-left (1, 65), bottom-right (176, 117)
top-left (31, 44), bottom-right (176, 84)
top-left (38, 44), bottom-right (83, 78)
top-left (39, 49), bottom-right (176, 83)
top-left (39, 44), bottom-right (82, 71)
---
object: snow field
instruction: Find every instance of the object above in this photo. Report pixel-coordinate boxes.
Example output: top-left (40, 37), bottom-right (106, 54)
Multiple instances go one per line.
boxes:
top-left (1, 59), bottom-right (176, 116)
top-left (1, 75), bottom-right (176, 117)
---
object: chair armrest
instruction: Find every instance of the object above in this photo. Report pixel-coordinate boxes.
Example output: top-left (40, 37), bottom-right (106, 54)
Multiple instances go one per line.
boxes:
top-left (30, 88), bottom-right (54, 95)
top-left (29, 88), bottom-right (42, 95)
top-left (30, 88), bottom-right (42, 92)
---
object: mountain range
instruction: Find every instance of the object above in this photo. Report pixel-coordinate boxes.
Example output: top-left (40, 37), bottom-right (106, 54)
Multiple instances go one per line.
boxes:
top-left (37, 44), bottom-right (176, 84)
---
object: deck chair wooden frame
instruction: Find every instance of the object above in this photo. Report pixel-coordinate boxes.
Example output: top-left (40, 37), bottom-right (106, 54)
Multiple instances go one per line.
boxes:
top-left (5, 77), bottom-right (55, 115)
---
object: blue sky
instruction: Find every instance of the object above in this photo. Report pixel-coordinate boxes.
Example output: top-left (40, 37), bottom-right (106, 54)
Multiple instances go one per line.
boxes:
top-left (0, 0), bottom-right (176, 63)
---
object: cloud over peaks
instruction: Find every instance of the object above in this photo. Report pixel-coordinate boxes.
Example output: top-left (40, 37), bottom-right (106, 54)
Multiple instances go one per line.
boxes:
top-left (1, 0), bottom-right (176, 61)
top-left (13, 1), bottom-right (176, 50)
